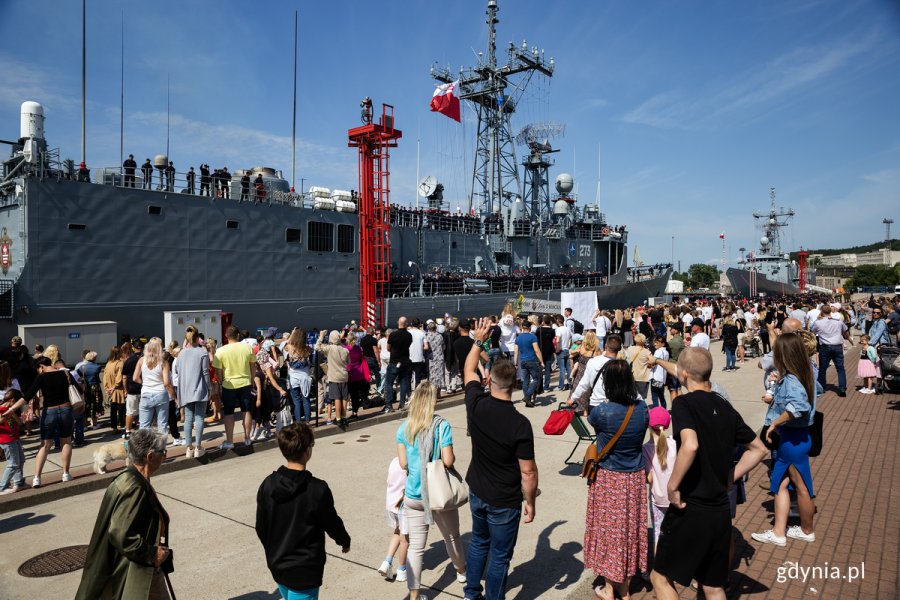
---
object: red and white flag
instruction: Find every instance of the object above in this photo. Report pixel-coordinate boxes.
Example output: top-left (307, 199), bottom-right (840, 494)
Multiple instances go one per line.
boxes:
top-left (430, 80), bottom-right (461, 122)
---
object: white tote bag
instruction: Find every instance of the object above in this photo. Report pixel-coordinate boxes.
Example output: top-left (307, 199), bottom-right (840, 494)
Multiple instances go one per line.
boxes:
top-left (426, 420), bottom-right (468, 511)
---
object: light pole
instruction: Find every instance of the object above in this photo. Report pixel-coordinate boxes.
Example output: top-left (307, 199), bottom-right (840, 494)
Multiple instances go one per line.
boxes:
top-left (671, 235), bottom-right (674, 268)
top-left (408, 260), bottom-right (423, 297)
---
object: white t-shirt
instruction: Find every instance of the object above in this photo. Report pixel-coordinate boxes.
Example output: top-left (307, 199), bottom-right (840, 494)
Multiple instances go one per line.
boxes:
top-left (594, 315), bottom-right (611, 337)
top-left (701, 306), bottom-right (713, 322)
top-left (806, 308), bottom-right (821, 329)
top-left (377, 337), bottom-right (390, 370)
top-left (500, 326), bottom-right (518, 353)
top-left (572, 355), bottom-right (613, 406)
top-left (690, 332), bottom-right (710, 349)
top-left (745, 312), bottom-right (757, 330)
top-left (682, 313), bottom-right (694, 327)
top-left (652, 348), bottom-right (669, 383)
top-left (555, 325), bottom-right (572, 351)
top-left (408, 328), bottom-right (426, 363)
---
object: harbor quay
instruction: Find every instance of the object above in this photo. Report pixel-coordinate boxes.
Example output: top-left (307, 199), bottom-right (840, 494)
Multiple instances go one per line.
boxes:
top-left (2, 338), bottom-right (896, 599)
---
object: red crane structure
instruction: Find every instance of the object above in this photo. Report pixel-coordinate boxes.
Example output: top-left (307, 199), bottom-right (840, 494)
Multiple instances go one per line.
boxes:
top-left (348, 99), bottom-right (402, 329)
top-left (797, 248), bottom-right (809, 292)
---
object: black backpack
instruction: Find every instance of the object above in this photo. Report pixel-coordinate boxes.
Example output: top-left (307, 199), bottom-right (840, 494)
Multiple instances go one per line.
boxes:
top-left (570, 319), bottom-right (584, 335)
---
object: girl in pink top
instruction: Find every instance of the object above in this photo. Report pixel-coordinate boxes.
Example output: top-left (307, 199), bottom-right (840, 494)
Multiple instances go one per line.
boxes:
top-left (377, 457), bottom-right (409, 582)
top-left (642, 406), bottom-right (676, 550)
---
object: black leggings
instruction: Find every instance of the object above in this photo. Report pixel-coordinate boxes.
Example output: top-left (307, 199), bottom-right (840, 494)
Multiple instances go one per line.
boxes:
top-left (109, 403), bottom-right (125, 429)
top-left (760, 331), bottom-right (771, 354)
top-left (168, 399), bottom-right (180, 439)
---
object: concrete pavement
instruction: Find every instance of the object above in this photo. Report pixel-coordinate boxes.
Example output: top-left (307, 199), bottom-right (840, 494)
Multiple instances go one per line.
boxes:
top-left (3, 340), bottom-right (858, 599)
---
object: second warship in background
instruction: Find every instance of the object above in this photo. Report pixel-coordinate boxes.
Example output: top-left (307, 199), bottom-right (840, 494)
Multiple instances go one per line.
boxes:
top-left (0, 1), bottom-right (670, 340)
top-left (726, 189), bottom-right (805, 297)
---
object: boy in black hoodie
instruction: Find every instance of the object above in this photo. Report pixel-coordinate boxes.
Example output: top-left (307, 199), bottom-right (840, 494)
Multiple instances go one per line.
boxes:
top-left (256, 422), bottom-right (351, 599)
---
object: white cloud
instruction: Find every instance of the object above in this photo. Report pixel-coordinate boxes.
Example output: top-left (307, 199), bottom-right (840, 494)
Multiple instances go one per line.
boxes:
top-left (619, 29), bottom-right (887, 130)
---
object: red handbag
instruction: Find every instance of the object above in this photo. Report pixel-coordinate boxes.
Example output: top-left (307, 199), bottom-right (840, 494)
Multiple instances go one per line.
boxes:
top-left (542, 407), bottom-right (575, 435)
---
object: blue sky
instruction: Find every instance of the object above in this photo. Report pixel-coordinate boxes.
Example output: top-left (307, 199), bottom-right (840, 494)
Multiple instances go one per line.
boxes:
top-left (1, 0), bottom-right (899, 269)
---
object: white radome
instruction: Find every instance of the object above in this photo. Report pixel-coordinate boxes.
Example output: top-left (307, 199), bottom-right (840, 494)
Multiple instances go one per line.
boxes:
top-left (20, 100), bottom-right (45, 140)
top-left (555, 173), bottom-right (574, 194)
top-left (760, 236), bottom-right (769, 246)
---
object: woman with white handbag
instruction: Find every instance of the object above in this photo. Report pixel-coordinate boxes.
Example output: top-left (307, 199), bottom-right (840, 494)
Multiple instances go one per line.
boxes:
top-left (396, 381), bottom-right (467, 600)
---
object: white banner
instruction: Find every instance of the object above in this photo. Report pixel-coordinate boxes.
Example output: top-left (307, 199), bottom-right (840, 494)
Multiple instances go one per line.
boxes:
top-left (560, 291), bottom-right (598, 328)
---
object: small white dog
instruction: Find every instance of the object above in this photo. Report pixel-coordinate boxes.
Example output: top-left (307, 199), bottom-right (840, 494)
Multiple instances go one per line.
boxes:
top-left (92, 441), bottom-right (130, 474)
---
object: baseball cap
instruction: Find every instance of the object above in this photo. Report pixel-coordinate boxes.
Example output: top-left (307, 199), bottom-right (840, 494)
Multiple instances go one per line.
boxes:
top-left (649, 406), bottom-right (671, 429)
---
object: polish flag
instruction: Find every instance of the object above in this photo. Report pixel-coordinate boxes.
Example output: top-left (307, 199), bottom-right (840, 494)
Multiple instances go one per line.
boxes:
top-left (719, 232), bottom-right (725, 239)
top-left (430, 80), bottom-right (461, 122)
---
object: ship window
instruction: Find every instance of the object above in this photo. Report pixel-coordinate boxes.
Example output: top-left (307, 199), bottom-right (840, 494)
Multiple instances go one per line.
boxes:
top-left (67, 223), bottom-right (86, 230)
top-left (285, 228), bottom-right (301, 244)
top-left (226, 220), bottom-right (239, 229)
top-left (337, 224), bottom-right (354, 253)
top-left (308, 221), bottom-right (333, 252)
top-left (148, 205), bottom-right (162, 215)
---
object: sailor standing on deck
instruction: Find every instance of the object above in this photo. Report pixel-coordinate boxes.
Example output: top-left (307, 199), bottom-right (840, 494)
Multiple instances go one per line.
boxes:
top-left (240, 171), bottom-right (251, 202)
top-left (221, 166), bottom-right (232, 199)
top-left (199, 164), bottom-right (210, 196)
top-left (122, 154), bottom-right (137, 187)
top-left (141, 158), bottom-right (153, 189)
top-left (165, 161), bottom-right (175, 192)
top-left (186, 167), bottom-right (196, 195)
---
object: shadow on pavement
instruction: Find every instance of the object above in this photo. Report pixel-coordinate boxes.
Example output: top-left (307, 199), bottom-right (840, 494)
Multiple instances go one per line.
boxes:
top-left (507, 520), bottom-right (582, 599)
top-left (0, 511), bottom-right (55, 533)
top-left (228, 591), bottom-right (282, 600)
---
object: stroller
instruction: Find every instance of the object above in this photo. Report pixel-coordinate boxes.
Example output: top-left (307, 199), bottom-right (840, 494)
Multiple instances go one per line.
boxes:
top-left (743, 330), bottom-right (761, 359)
top-left (879, 345), bottom-right (900, 393)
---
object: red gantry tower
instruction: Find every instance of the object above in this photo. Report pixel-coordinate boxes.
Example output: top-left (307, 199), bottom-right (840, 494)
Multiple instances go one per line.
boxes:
top-left (349, 98), bottom-right (402, 329)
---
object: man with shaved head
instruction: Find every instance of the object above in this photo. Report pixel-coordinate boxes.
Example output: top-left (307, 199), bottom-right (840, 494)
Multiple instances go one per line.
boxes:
top-left (651, 347), bottom-right (768, 600)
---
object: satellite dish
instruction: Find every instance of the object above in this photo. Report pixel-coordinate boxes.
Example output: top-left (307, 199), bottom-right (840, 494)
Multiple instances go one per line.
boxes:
top-left (418, 175), bottom-right (438, 198)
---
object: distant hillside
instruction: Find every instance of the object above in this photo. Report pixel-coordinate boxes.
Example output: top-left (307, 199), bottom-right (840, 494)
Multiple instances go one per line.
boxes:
top-left (790, 239), bottom-right (899, 260)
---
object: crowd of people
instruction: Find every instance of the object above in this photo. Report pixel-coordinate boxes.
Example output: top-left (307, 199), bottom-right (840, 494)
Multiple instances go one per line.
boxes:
top-left (3, 291), bottom-right (898, 599)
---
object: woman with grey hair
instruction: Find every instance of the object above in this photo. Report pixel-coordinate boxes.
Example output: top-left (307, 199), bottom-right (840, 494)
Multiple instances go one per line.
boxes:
top-left (76, 428), bottom-right (174, 599)
top-left (315, 330), bottom-right (350, 430)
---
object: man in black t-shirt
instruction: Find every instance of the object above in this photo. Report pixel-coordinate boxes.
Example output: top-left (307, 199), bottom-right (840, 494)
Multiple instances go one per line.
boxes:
top-left (120, 341), bottom-right (144, 438)
top-left (538, 315), bottom-right (557, 394)
top-left (383, 317), bottom-right (413, 412)
top-left (462, 318), bottom-right (538, 600)
top-left (651, 348), bottom-right (767, 599)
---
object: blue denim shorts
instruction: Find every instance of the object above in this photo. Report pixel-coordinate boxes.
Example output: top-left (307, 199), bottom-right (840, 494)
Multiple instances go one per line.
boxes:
top-left (40, 405), bottom-right (74, 440)
top-left (221, 385), bottom-right (253, 415)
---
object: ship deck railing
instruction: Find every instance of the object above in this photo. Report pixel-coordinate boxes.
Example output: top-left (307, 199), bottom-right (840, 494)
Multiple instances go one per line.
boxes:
top-left (386, 274), bottom-right (613, 298)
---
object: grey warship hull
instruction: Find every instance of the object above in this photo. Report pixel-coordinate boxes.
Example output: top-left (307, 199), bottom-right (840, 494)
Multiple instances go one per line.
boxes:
top-left (0, 178), bottom-right (667, 340)
top-left (726, 267), bottom-right (800, 298)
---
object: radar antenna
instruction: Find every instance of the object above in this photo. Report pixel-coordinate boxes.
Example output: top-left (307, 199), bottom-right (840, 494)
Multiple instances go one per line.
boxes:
top-left (430, 0), bottom-right (554, 224)
top-left (516, 122), bottom-right (565, 221)
top-left (751, 187), bottom-right (794, 257)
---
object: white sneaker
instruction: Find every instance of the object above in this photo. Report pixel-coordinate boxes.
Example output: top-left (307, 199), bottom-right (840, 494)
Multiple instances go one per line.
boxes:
top-left (395, 568), bottom-right (407, 582)
top-left (217, 441), bottom-right (234, 451)
top-left (194, 447), bottom-right (206, 458)
top-left (456, 571), bottom-right (467, 584)
top-left (751, 529), bottom-right (786, 546)
top-left (244, 437), bottom-right (253, 447)
top-left (786, 525), bottom-right (816, 542)
top-left (185, 448), bottom-right (193, 459)
top-left (31, 476), bottom-right (40, 488)
top-left (0, 486), bottom-right (22, 495)
top-left (377, 560), bottom-right (392, 579)
top-left (61, 472), bottom-right (73, 482)
top-left (860, 388), bottom-right (875, 394)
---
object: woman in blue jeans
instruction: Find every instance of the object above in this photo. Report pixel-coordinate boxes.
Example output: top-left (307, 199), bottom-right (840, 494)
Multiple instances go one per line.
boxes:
top-left (284, 328), bottom-right (313, 423)
top-left (721, 315), bottom-right (740, 372)
top-left (752, 332), bottom-right (818, 547)
top-left (26, 356), bottom-right (75, 487)
top-left (175, 325), bottom-right (211, 458)
top-left (133, 337), bottom-right (176, 435)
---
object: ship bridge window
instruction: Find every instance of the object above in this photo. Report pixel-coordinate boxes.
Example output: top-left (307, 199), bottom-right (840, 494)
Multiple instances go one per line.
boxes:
top-left (308, 221), bottom-right (333, 252)
top-left (337, 224), bottom-right (354, 253)
top-left (148, 205), bottom-right (162, 215)
top-left (285, 228), bottom-right (301, 244)
top-left (226, 220), bottom-right (239, 229)
top-left (67, 223), bottom-right (86, 231)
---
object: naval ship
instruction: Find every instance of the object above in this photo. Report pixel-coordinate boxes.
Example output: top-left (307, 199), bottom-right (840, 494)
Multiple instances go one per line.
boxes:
top-left (0, 1), bottom-right (670, 340)
top-left (726, 188), bottom-right (802, 297)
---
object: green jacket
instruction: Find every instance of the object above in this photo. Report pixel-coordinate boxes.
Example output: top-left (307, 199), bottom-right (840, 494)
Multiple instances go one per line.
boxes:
top-left (75, 467), bottom-right (170, 600)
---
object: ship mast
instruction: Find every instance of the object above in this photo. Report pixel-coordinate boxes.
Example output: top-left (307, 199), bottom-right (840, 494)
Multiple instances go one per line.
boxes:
top-left (752, 187), bottom-right (794, 257)
top-left (430, 0), bottom-right (554, 220)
